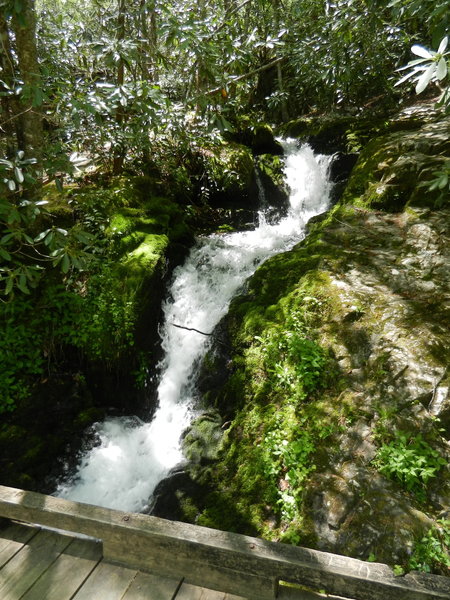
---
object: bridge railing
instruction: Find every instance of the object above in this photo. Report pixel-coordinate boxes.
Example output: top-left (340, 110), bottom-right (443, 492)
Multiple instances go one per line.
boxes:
top-left (0, 485), bottom-right (448, 600)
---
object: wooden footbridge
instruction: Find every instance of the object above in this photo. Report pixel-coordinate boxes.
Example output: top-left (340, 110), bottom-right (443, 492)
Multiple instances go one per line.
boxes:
top-left (0, 485), bottom-right (448, 600)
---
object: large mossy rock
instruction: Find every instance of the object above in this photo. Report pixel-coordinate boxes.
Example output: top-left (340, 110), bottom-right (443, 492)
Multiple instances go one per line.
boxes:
top-left (179, 109), bottom-right (450, 571)
top-left (341, 116), bottom-right (450, 211)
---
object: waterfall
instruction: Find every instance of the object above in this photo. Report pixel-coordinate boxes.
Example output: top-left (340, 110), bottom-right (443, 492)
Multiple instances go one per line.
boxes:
top-left (55, 142), bottom-right (333, 512)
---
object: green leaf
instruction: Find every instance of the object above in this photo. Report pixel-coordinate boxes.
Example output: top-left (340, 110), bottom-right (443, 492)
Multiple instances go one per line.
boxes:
top-left (61, 253), bottom-right (70, 273)
top-left (438, 175), bottom-right (448, 189)
top-left (17, 274), bottom-right (30, 294)
top-left (34, 229), bottom-right (51, 243)
top-left (5, 276), bottom-right (14, 295)
top-left (0, 159), bottom-right (14, 168)
top-left (0, 247), bottom-right (11, 260)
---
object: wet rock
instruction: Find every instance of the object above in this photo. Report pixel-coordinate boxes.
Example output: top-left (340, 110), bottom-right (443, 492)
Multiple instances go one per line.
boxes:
top-left (182, 410), bottom-right (225, 466)
top-left (251, 125), bottom-right (284, 156)
top-left (149, 469), bottom-right (206, 522)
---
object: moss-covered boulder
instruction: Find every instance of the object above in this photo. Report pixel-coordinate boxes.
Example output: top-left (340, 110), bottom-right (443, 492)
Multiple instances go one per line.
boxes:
top-left (341, 115), bottom-right (450, 211)
top-left (251, 124), bottom-right (284, 156)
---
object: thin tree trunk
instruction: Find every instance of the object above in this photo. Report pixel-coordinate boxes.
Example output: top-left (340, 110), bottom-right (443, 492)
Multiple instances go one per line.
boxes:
top-left (11, 0), bottom-right (44, 170)
top-left (277, 60), bottom-right (289, 121)
top-left (0, 13), bottom-right (19, 158)
top-left (113, 0), bottom-right (126, 175)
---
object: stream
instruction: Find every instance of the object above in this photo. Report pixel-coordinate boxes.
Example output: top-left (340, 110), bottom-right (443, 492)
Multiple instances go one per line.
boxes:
top-left (55, 141), bottom-right (333, 513)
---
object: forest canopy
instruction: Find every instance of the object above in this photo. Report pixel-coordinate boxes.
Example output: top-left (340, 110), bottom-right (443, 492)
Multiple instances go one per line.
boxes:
top-left (0, 0), bottom-right (449, 298)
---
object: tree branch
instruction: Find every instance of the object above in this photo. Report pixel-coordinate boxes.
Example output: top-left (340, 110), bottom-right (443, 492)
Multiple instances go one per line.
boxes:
top-left (171, 322), bottom-right (230, 349)
top-left (171, 322), bottom-right (213, 336)
top-left (0, 106), bottom-right (33, 129)
top-left (190, 56), bottom-right (286, 101)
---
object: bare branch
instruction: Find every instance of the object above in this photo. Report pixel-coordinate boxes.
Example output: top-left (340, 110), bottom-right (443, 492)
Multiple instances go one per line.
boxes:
top-left (171, 322), bottom-right (213, 336)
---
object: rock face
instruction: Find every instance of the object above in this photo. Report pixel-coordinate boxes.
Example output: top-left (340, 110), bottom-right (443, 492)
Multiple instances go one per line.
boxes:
top-left (182, 108), bottom-right (450, 571)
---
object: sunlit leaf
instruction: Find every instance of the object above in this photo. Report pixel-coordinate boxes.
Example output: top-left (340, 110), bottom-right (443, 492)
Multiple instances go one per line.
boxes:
top-left (416, 63), bottom-right (436, 93)
top-left (436, 57), bottom-right (448, 81)
top-left (14, 167), bottom-right (24, 183)
top-left (411, 45), bottom-right (433, 59)
top-left (438, 36), bottom-right (449, 54)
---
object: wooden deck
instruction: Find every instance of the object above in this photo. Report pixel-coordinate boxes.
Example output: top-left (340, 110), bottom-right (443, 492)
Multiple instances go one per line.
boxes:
top-left (0, 520), bottom-right (245, 600)
top-left (0, 485), bottom-right (449, 600)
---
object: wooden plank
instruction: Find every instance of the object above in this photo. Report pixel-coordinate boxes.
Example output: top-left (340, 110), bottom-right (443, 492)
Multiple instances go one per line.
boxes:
top-left (20, 536), bottom-right (102, 600)
top-left (174, 583), bottom-right (248, 600)
top-left (121, 570), bottom-right (182, 600)
top-left (0, 485), bottom-right (449, 600)
top-left (0, 528), bottom-right (73, 600)
top-left (175, 582), bottom-right (229, 600)
top-left (71, 560), bottom-right (137, 600)
top-left (278, 585), bottom-right (352, 600)
top-left (0, 522), bottom-right (39, 568)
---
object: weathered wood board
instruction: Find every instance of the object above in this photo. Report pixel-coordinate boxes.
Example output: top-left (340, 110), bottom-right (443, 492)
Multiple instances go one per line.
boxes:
top-left (175, 582), bottom-right (248, 599)
top-left (71, 560), bottom-right (138, 600)
top-left (0, 522), bottom-right (38, 568)
top-left (0, 529), bottom-right (72, 600)
top-left (20, 536), bottom-right (102, 600)
top-left (121, 571), bottom-right (182, 600)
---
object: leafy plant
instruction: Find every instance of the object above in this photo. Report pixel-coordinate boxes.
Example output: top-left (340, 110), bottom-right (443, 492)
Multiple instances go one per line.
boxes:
top-left (263, 329), bottom-right (327, 400)
top-left (373, 431), bottom-right (446, 499)
top-left (262, 418), bottom-right (317, 523)
top-left (419, 159), bottom-right (450, 206)
top-left (409, 520), bottom-right (450, 574)
top-left (0, 155), bottom-right (101, 298)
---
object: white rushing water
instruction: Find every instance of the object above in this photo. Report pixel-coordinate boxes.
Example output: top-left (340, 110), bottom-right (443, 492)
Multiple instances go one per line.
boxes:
top-left (56, 142), bottom-right (333, 512)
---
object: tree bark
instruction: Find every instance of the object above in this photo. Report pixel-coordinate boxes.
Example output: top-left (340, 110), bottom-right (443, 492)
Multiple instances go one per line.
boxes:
top-left (11, 0), bottom-right (44, 168)
top-left (0, 13), bottom-right (18, 158)
top-left (113, 0), bottom-right (126, 175)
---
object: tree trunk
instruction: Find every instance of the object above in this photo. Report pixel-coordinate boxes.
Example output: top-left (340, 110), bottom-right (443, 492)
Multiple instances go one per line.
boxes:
top-left (11, 0), bottom-right (44, 169)
top-left (113, 0), bottom-right (126, 175)
top-left (0, 13), bottom-right (19, 158)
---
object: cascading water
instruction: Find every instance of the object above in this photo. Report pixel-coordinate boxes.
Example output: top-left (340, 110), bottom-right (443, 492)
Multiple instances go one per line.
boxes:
top-left (55, 142), bottom-right (333, 512)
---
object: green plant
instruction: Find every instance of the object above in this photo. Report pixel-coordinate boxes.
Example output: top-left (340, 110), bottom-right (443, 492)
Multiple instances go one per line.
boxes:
top-left (0, 155), bottom-right (101, 298)
top-left (408, 520), bottom-right (450, 574)
top-left (419, 159), bottom-right (450, 207)
top-left (264, 331), bottom-right (327, 400)
top-left (262, 422), bottom-right (317, 523)
top-left (373, 431), bottom-right (446, 499)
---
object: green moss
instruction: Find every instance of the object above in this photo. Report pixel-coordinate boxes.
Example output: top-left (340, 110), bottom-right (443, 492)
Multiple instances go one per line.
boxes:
top-left (341, 117), bottom-right (450, 211)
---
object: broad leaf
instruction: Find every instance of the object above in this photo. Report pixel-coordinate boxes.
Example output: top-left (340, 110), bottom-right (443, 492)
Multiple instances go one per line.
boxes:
top-left (436, 57), bottom-right (448, 81)
top-left (411, 45), bottom-right (433, 59)
top-left (438, 36), bottom-right (449, 54)
top-left (416, 63), bottom-right (436, 93)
